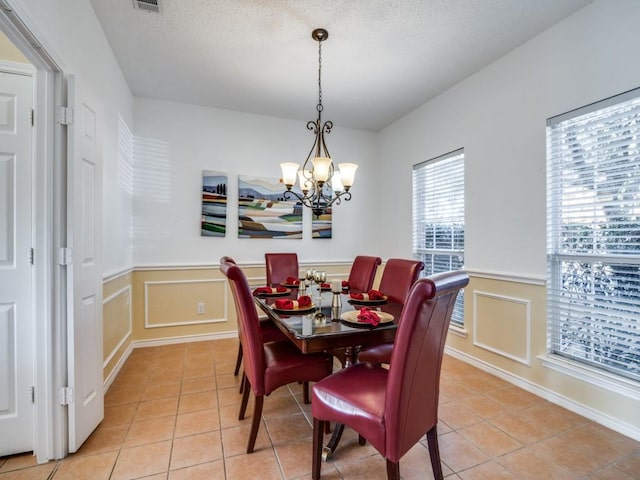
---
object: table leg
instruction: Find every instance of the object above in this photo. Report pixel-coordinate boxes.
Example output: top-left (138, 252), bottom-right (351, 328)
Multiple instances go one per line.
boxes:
top-left (344, 345), bottom-right (360, 367)
top-left (322, 423), bottom-right (345, 461)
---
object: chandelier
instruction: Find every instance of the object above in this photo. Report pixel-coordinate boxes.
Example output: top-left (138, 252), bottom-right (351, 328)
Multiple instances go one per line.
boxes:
top-left (280, 28), bottom-right (358, 218)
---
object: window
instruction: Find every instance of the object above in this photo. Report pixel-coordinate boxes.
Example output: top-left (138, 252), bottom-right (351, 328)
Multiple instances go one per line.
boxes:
top-left (547, 88), bottom-right (640, 382)
top-left (413, 149), bottom-right (465, 326)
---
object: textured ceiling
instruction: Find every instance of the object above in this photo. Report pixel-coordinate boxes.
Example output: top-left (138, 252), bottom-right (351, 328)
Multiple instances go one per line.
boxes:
top-left (90, 0), bottom-right (592, 131)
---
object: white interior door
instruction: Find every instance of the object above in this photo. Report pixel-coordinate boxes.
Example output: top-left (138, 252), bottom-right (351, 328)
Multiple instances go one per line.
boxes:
top-left (0, 69), bottom-right (35, 455)
top-left (66, 75), bottom-right (103, 452)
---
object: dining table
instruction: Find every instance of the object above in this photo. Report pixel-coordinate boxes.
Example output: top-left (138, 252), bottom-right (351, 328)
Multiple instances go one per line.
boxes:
top-left (254, 286), bottom-right (404, 459)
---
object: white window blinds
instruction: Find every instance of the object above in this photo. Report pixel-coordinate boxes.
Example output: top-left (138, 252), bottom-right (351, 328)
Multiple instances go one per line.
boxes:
top-left (547, 88), bottom-right (640, 382)
top-left (413, 149), bottom-right (465, 325)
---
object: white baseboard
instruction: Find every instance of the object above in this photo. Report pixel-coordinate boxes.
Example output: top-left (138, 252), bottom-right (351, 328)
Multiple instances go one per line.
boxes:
top-left (103, 342), bottom-right (134, 391)
top-left (444, 346), bottom-right (640, 442)
top-left (103, 330), bottom-right (238, 392)
top-left (132, 330), bottom-right (237, 349)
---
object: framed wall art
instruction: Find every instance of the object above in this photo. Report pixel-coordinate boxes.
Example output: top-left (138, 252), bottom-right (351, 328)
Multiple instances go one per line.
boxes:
top-left (238, 175), bottom-right (302, 239)
top-left (201, 171), bottom-right (227, 237)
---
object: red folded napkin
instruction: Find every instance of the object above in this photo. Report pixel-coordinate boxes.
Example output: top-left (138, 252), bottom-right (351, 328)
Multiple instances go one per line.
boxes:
top-left (357, 307), bottom-right (380, 326)
top-left (285, 276), bottom-right (300, 285)
top-left (320, 282), bottom-right (331, 289)
top-left (350, 289), bottom-right (385, 301)
top-left (274, 295), bottom-right (312, 310)
top-left (253, 286), bottom-right (288, 295)
top-left (342, 281), bottom-right (349, 288)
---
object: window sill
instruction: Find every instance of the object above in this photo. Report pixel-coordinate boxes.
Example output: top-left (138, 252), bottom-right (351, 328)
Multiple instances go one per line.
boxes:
top-left (538, 354), bottom-right (640, 400)
top-left (448, 325), bottom-right (468, 338)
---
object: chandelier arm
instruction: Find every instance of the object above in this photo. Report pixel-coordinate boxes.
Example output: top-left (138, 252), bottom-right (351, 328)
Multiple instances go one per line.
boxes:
top-left (325, 191), bottom-right (352, 209)
top-left (319, 122), bottom-right (332, 159)
top-left (284, 189), bottom-right (311, 207)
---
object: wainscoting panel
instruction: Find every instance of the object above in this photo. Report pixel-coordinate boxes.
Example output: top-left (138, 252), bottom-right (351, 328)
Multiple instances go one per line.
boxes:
top-left (144, 278), bottom-right (227, 328)
top-left (472, 290), bottom-right (531, 365)
top-left (103, 286), bottom-right (131, 368)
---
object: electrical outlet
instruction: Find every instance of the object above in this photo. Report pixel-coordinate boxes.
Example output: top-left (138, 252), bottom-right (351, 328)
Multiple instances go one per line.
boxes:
top-left (197, 302), bottom-right (205, 315)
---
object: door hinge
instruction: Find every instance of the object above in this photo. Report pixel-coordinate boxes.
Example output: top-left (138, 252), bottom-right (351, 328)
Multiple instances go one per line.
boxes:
top-left (58, 247), bottom-right (73, 266)
top-left (28, 247), bottom-right (34, 265)
top-left (29, 386), bottom-right (35, 403)
top-left (60, 387), bottom-right (74, 406)
top-left (56, 106), bottom-right (73, 125)
top-left (30, 109), bottom-right (34, 126)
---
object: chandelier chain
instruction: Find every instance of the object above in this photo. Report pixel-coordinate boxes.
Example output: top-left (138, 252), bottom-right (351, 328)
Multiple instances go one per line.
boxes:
top-left (317, 38), bottom-right (323, 112)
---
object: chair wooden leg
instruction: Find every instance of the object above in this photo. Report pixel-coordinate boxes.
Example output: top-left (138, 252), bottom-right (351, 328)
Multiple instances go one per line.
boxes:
top-left (386, 459), bottom-right (400, 480)
top-left (246, 395), bottom-right (264, 454)
top-left (234, 344), bottom-right (243, 376)
top-left (303, 381), bottom-right (310, 404)
top-left (239, 372), bottom-right (246, 394)
top-left (239, 377), bottom-right (251, 420)
top-left (426, 426), bottom-right (443, 480)
top-left (312, 418), bottom-right (325, 480)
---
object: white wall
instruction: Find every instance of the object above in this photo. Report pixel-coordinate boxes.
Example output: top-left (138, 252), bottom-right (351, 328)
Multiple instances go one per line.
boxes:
top-left (14, 0), bottom-right (134, 276)
top-left (376, 0), bottom-right (640, 277)
top-left (132, 98), bottom-right (377, 266)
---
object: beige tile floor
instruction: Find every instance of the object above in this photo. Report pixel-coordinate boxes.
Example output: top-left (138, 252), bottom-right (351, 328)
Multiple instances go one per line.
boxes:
top-left (1, 338), bottom-right (639, 479)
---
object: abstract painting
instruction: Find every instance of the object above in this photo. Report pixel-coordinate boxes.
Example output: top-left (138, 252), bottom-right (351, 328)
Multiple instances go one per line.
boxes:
top-left (201, 171), bottom-right (227, 237)
top-left (312, 210), bottom-right (332, 238)
top-left (312, 183), bottom-right (333, 238)
top-left (238, 175), bottom-right (302, 239)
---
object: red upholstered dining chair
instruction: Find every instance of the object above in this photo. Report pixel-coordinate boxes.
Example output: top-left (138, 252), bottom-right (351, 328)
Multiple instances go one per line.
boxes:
top-left (347, 255), bottom-right (382, 293)
top-left (265, 252), bottom-right (299, 287)
top-left (230, 257), bottom-right (287, 377)
top-left (311, 271), bottom-right (469, 480)
top-left (220, 257), bottom-right (333, 454)
top-left (358, 258), bottom-right (425, 365)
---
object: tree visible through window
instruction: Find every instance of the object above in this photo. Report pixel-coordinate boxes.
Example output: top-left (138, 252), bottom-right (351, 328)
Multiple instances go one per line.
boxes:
top-left (547, 89), bottom-right (640, 382)
top-left (413, 149), bottom-right (465, 326)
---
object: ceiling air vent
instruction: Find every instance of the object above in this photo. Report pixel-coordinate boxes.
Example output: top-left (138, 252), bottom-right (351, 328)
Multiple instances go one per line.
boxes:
top-left (132, 0), bottom-right (161, 14)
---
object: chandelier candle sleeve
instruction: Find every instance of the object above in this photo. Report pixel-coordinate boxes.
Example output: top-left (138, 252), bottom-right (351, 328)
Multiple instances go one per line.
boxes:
top-left (311, 157), bottom-right (332, 183)
top-left (338, 163), bottom-right (358, 188)
top-left (280, 162), bottom-right (299, 187)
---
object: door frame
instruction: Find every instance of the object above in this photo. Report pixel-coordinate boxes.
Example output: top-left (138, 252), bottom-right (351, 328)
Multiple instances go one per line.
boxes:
top-left (0, 2), bottom-right (68, 461)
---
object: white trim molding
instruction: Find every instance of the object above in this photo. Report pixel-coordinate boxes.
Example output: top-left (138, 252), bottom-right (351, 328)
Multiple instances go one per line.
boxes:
top-left (103, 266), bottom-right (133, 283)
top-left (448, 324), bottom-right (468, 338)
top-left (103, 330), bottom-right (239, 391)
top-left (132, 330), bottom-right (238, 349)
top-left (472, 290), bottom-right (531, 366)
top-left (466, 268), bottom-right (546, 286)
top-left (143, 278), bottom-right (228, 328)
top-left (0, 59), bottom-right (35, 75)
top-left (102, 286), bottom-right (132, 369)
top-left (539, 354), bottom-right (640, 401)
top-left (103, 342), bottom-right (133, 392)
top-left (446, 347), bottom-right (640, 442)
top-left (134, 260), bottom-right (353, 271)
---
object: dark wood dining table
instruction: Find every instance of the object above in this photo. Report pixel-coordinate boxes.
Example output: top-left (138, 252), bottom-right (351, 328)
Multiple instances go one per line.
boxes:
top-left (254, 288), bottom-right (404, 459)
top-left (254, 289), bottom-right (403, 360)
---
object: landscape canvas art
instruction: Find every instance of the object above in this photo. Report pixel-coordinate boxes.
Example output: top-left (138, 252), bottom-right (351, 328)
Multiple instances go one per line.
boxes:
top-left (201, 171), bottom-right (227, 237)
top-left (312, 183), bottom-right (333, 238)
top-left (238, 175), bottom-right (303, 239)
top-left (312, 209), bottom-right (332, 238)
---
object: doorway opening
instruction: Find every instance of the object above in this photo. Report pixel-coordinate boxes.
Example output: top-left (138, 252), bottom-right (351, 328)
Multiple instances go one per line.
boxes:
top-left (0, 6), bottom-right (68, 462)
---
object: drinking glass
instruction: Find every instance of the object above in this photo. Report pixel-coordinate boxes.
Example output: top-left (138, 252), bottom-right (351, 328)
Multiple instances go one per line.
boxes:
top-left (313, 270), bottom-right (326, 315)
